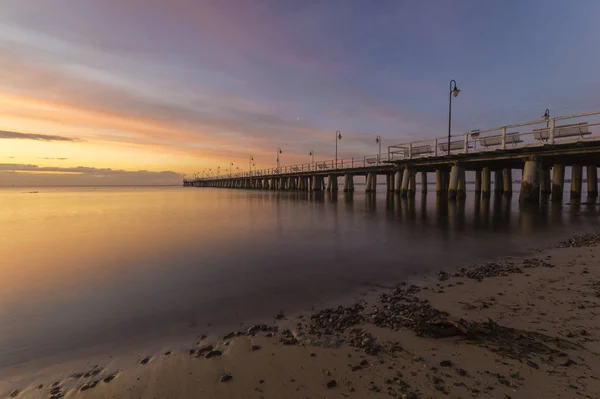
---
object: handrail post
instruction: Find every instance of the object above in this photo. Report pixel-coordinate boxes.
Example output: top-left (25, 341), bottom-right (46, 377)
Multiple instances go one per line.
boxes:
top-left (434, 138), bottom-right (438, 157)
top-left (549, 118), bottom-right (555, 144)
top-left (464, 133), bottom-right (469, 154)
top-left (408, 142), bottom-right (413, 159)
top-left (501, 127), bottom-right (507, 150)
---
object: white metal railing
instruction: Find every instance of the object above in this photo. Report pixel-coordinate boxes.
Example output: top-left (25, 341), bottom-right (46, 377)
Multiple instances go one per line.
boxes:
top-left (184, 110), bottom-right (600, 183)
top-left (388, 110), bottom-right (600, 161)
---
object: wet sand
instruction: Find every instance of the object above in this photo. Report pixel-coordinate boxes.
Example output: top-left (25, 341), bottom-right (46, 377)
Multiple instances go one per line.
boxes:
top-left (2, 232), bottom-right (600, 398)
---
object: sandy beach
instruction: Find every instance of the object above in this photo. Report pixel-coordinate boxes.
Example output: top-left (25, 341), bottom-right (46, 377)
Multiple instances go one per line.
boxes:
top-left (2, 231), bottom-right (600, 399)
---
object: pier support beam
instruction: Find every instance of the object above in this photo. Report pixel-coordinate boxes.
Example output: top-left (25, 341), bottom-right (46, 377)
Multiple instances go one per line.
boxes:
top-left (401, 168), bottom-right (412, 197)
top-left (409, 171), bottom-right (416, 197)
top-left (539, 168), bottom-right (551, 196)
top-left (482, 167), bottom-right (491, 197)
top-left (343, 174), bottom-right (354, 192)
top-left (551, 164), bottom-right (564, 202)
top-left (571, 165), bottom-right (582, 199)
top-left (475, 170), bottom-right (482, 195)
top-left (420, 172), bottom-right (427, 194)
top-left (386, 174), bottom-right (394, 192)
top-left (448, 165), bottom-right (462, 199)
top-left (311, 175), bottom-right (322, 191)
top-left (457, 168), bottom-right (466, 200)
top-left (587, 166), bottom-right (598, 197)
top-left (365, 172), bottom-right (376, 192)
top-left (394, 169), bottom-right (402, 193)
top-left (327, 175), bottom-right (338, 192)
top-left (435, 169), bottom-right (444, 196)
top-left (494, 170), bottom-right (503, 194)
top-left (503, 168), bottom-right (512, 196)
top-left (520, 160), bottom-right (540, 203)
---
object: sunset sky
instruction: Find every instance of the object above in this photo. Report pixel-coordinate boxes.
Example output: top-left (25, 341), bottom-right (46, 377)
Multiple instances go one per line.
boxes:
top-left (1, 0), bottom-right (599, 185)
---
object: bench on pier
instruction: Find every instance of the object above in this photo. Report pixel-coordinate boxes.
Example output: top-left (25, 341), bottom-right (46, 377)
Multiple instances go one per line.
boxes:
top-left (392, 144), bottom-right (433, 158)
top-left (533, 122), bottom-right (590, 142)
top-left (317, 163), bottom-right (330, 170)
top-left (438, 140), bottom-right (473, 153)
top-left (479, 132), bottom-right (522, 148)
top-left (365, 157), bottom-right (379, 165)
top-left (291, 166), bottom-right (301, 172)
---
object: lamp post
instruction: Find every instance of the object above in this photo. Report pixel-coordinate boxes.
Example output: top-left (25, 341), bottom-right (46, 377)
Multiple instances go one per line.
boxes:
top-left (249, 156), bottom-right (254, 176)
top-left (229, 162), bottom-right (233, 177)
top-left (375, 135), bottom-right (381, 164)
top-left (335, 130), bottom-right (342, 168)
top-left (276, 148), bottom-right (282, 171)
top-left (447, 79), bottom-right (461, 155)
top-left (542, 109), bottom-right (550, 128)
top-left (217, 166), bottom-right (220, 178)
top-left (309, 150), bottom-right (314, 167)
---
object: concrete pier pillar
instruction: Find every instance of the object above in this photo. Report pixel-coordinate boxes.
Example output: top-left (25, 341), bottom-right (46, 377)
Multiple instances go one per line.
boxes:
top-left (365, 172), bottom-right (374, 192)
top-left (343, 174), bottom-right (354, 192)
top-left (448, 165), bottom-right (461, 199)
top-left (401, 168), bottom-right (412, 197)
top-left (494, 170), bottom-right (503, 194)
top-left (571, 165), bottom-right (583, 199)
top-left (475, 170), bottom-right (482, 194)
top-left (421, 172), bottom-right (427, 194)
top-left (503, 168), bottom-right (512, 196)
top-left (435, 169), bottom-right (444, 196)
top-left (457, 168), bottom-right (466, 200)
top-left (327, 175), bottom-right (338, 192)
top-left (312, 175), bottom-right (322, 191)
top-left (520, 160), bottom-right (540, 203)
top-left (587, 166), bottom-right (598, 197)
top-left (408, 171), bottom-right (416, 197)
top-left (539, 168), bottom-right (551, 195)
top-left (386, 174), bottom-right (394, 192)
top-left (481, 168), bottom-right (492, 197)
top-left (394, 170), bottom-right (402, 193)
top-left (331, 176), bottom-right (338, 192)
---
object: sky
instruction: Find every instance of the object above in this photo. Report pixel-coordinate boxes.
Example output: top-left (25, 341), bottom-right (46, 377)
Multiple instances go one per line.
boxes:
top-left (1, 0), bottom-right (599, 186)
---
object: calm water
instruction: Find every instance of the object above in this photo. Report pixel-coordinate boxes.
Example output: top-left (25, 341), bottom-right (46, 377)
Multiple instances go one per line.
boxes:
top-left (1, 186), bottom-right (599, 370)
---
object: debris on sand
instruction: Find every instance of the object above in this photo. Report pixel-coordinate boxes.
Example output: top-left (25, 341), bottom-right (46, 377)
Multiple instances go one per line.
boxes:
top-left (553, 232), bottom-right (600, 248)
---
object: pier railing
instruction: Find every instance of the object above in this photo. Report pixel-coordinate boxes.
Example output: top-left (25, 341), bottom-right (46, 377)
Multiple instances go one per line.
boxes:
top-left (187, 110), bottom-right (600, 182)
top-left (388, 110), bottom-right (600, 161)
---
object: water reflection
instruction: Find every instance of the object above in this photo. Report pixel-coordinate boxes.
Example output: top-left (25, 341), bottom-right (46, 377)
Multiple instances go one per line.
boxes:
top-left (1, 186), bottom-right (598, 370)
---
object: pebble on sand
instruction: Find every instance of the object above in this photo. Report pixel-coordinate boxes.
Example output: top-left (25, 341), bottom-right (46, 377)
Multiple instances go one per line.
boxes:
top-left (326, 380), bottom-right (337, 388)
top-left (221, 374), bottom-right (233, 383)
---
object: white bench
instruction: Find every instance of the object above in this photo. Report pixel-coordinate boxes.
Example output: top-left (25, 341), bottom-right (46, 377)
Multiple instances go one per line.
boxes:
top-left (533, 122), bottom-right (590, 141)
top-left (438, 140), bottom-right (473, 153)
top-left (480, 132), bottom-right (522, 148)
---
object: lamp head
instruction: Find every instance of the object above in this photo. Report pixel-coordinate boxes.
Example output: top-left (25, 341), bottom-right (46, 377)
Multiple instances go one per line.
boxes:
top-left (542, 109), bottom-right (550, 120)
top-left (337, 130), bottom-right (342, 140)
top-left (451, 87), bottom-right (460, 97)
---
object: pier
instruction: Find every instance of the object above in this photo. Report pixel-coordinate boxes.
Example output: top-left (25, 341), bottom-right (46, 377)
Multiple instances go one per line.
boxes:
top-left (184, 110), bottom-right (600, 203)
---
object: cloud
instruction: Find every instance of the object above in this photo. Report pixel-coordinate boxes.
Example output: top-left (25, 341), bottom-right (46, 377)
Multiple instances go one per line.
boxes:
top-left (0, 130), bottom-right (80, 142)
top-left (37, 157), bottom-right (69, 160)
top-left (0, 163), bottom-right (182, 186)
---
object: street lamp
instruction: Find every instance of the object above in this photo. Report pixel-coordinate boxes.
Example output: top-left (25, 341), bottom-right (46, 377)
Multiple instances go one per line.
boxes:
top-left (447, 79), bottom-right (460, 155)
top-left (542, 109), bottom-right (550, 128)
top-left (277, 148), bottom-right (282, 171)
top-left (335, 130), bottom-right (342, 167)
top-left (249, 156), bottom-right (254, 175)
top-left (217, 166), bottom-right (220, 178)
top-left (375, 135), bottom-right (381, 163)
top-left (229, 162), bottom-right (233, 177)
top-left (309, 150), bottom-right (314, 166)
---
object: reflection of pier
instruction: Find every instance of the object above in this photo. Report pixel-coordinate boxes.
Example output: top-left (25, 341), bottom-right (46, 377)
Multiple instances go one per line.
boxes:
top-left (186, 110), bottom-right (600, 204)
